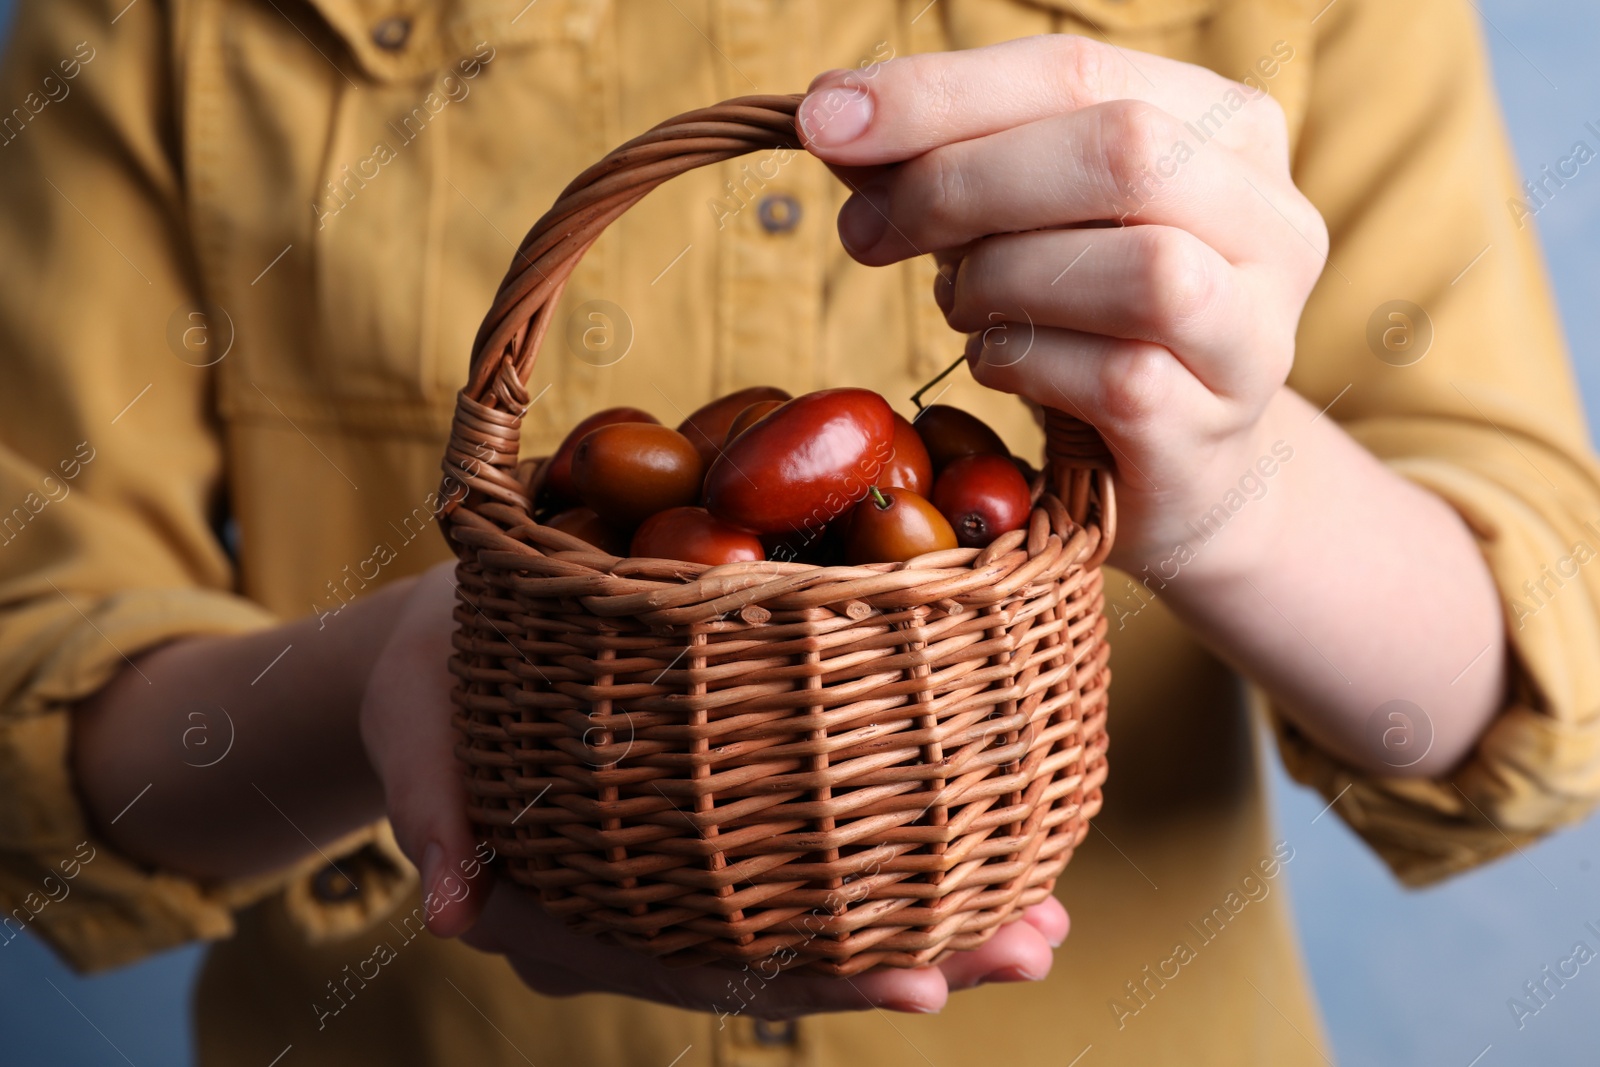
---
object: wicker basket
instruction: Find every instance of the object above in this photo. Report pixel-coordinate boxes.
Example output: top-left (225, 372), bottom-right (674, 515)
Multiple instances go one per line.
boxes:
top-left (439, 94), bottom-right (1116, 977)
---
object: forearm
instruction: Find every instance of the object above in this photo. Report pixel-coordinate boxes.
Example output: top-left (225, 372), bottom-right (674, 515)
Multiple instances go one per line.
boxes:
top-left (1157, 387), bottom-right (1507, 778)
top-left (71, 576), bottom-right (418, 881)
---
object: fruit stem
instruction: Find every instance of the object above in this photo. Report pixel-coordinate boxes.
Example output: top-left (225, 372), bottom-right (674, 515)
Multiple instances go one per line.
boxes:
top-left (869, 485), bottom-right (891, 510)
top-left (910, 353), bottom-right (967, 412)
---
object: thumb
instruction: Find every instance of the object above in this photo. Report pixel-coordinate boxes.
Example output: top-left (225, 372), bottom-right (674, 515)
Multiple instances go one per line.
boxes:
top-left (361, 560), bottom-right (489, 938)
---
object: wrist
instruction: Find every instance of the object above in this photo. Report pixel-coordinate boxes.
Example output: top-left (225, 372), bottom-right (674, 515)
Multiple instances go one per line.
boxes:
top-left (1109, 390), bottom-right (1300, 594)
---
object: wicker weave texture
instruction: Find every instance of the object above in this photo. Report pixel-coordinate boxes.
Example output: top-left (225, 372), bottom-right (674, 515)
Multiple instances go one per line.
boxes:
top-left (441, 95), bottom-right (1115, 976)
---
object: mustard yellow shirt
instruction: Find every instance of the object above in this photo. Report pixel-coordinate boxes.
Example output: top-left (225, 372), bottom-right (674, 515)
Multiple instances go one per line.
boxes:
top-left (3, 0), bottom-right (1598, 1064)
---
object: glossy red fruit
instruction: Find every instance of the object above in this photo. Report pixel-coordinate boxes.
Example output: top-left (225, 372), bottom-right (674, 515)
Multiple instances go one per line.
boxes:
top-left (879, 413), bottom-right (934, 497)
top-left (544, 507), bottom-right (629, 555)
top-left (932, 453), bottom-right (1033, 549)
top-left (704, 388), bottom-right (896, 536)
top-left (572, 423), bottom-right (704, 526)
top-left (913, 404), bottom-right (1009, 474)
top-left (843, 486), bottom-right (958, 564)
top-left (723, 399), bottom-right (786, 447)
top-left (631, 507), bottom-right (766, 566)
top-left (542, 406), bottom-right (659, 506)
top-left (676, 386), bottom-right (792, 470)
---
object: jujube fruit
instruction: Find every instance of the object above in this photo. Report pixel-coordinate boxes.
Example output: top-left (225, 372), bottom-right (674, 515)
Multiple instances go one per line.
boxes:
top-left (631, 507), bottom-right (765, 566)
top-left (572, 423), bottom-right (704, 526)
top-left (843, 486), bottom-right (957, 564)
top-left (724, 399), bottom-right (786, 447)
top-left (913, 404), bottom-right (1009, 474)
top-left (544, 507), bottom-right (629, 555)
top-left (676, 386), bottom-right (792, 470)
top-left (703, 388), bottom-right (896, 536)
top-left (879, 413), bottom-right (934, 497)
top-left (543, 406), bottom-right (659, 506)
top-left (932, 453), bottom-right (1033, 549)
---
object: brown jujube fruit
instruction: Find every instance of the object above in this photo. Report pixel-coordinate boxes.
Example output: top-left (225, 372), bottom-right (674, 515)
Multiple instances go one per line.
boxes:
top-left (542, 406), bottom-right (659, 506)
top-left (843, 486), bottom-right (957, 564)
top-left (879, 413), bottom-right (934, 497)
top-left (631, 507), bottom-right (765, 566)
top-left (572, 423), bottom-right (704, 526)
top-left (932, 453), bottom-right (1032, 549)
top-left (913, 404), bottom-right (1009, 474)
top-left (544, 507), bottom-right (629, 555)
top-left (703, 388), bottom-right (896, 536)
top-left (676, 386), bottom-right (792, 470)
top-left (723, 399), bottom-right (786, 446)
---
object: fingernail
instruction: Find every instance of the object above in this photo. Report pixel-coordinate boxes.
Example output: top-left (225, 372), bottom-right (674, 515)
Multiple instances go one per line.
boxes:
top-left (1047, 929), bottom-right (1067, 949)
top-left (984, 965), bottom-right (1043, 984)
top-left (799, 85), bottom-right (874, 147)
top-left (838, 181), bottom-right (890, 255)
top-left (886, 999), bottom-right (940, 1014)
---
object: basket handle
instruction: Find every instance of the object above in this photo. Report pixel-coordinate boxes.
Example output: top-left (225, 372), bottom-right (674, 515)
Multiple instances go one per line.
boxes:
top-left (440, 93), bottom-right (1116, 566)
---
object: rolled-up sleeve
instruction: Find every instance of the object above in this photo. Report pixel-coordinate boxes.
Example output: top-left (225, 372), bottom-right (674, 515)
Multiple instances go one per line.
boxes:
top-left (0, 0), bottom-right (409, 970)
top-left (1268, 0), bottom-right (1600, 884)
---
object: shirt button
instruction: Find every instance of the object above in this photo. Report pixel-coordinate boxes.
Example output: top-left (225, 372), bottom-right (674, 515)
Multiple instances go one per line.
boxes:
top-left (371, 16), bottom-right (412, 51)
top-left (751, 1018), bottom-right (797, 1045)
top-left (757, 193), bottom-right (803, 235)
top-left (310, 864), bottom-right (361, 903)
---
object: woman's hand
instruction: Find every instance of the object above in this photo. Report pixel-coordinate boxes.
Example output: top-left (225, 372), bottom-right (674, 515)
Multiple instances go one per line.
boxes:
top-left (362, 559), bottom-right (1071, 1016)
top-left (463, 882), bottom-right (1067, 1018)
top-left (358, 560), bottom-right (489, 937)
top-left (798, 35), bottom-right (1326, 573)
top-left (795, 36), bottom-right (1507, 779)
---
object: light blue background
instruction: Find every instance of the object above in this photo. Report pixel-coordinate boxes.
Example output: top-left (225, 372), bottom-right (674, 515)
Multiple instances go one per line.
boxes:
top-left (1, 2), bottom-right (1598, 1064)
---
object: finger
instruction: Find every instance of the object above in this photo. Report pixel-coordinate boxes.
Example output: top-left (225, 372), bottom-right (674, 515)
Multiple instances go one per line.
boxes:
top-left (467, 885), bottom-right (600, 998)
top-left (469, 882), bottom-right (949, 1017)
top-left (946, 227), bottom-right (1268, 397)
top-left (1017, 897), bottom-right (1070, 948)
top-left (936, 915), bottom-right (1058, 991)
top-left (361, 561), bottom-right (487, 938)
top-left (932, 242), bottom-right (976, 315)
top-left (835, 102), bottom-right (1310, 268)
top-left (798, 36), bottom-right (1289, 169)
top-left (822, 964), bottom-right (949, 1016)
top-left (965, 323), bottom-right (1216, 487)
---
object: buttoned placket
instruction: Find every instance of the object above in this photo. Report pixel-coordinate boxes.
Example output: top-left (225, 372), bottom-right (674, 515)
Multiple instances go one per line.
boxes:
top-left (708, 0), bottom-right (827, 401)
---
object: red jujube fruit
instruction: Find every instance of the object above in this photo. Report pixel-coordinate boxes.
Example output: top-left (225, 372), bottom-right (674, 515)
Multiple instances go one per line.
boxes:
top-left (703, 388), bottom-right (896, 536)
top-left (913, 404), bottom-right (1008, 474)
top-left (932, 453), bottom-right (1033, 549)
top-left (843, 486), bottom-right (957, 564)
top-left (676, 386), bottom-right (792, 470)
top-left (723, 399), bottom-right (787, 447)
top-left (542, 406), bottom-right (659, 506)
top-left (631, 507), bottom-right (765, 566)
top-left (879, 413), bottom-right (934, 497)
top-left (544, 507), bottom-right (629, 555)
top-left (572, 423), bottom-right (703, 526)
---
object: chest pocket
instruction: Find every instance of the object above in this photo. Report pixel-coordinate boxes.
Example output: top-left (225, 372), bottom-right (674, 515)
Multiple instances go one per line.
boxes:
top-left (280, 0), bottom-right (612, 437)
